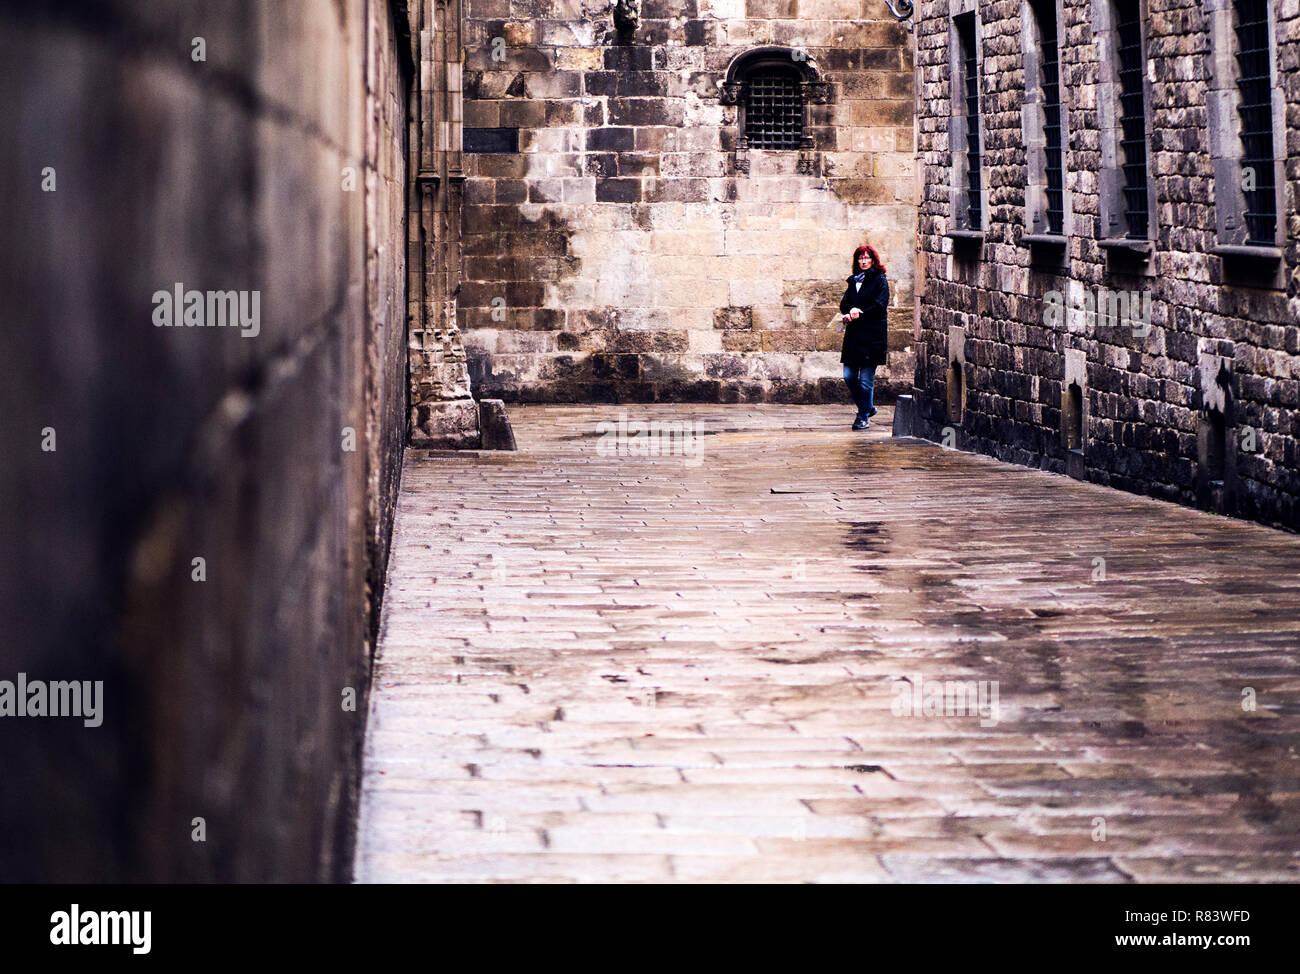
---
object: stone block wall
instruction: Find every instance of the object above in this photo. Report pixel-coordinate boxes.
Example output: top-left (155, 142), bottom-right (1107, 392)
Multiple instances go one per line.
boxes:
top-left (0, 0), bottom-right (411, 881)
top-left (368, 0), bottom-right (414, 615)
top-left (913, 0), bottom-right (1300, 529)
top-left (457, 0), bottom-right (917, 403)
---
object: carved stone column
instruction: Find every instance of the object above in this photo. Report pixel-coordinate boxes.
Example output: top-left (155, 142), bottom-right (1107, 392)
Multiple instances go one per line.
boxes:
top-left (409, 0), bottom-right (505, 448)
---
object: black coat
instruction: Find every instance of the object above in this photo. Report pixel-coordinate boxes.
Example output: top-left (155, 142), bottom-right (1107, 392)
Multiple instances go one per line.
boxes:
top-left (838, 269), bottom-right (889, 368)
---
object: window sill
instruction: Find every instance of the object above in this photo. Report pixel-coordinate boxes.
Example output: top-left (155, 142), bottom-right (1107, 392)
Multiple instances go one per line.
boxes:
top-left (1098, 237), bottom-right (1152, 256)
top-left (1211, 244), bottom-right (1283, 263)
top-left (947, 229), bottom-right (985, 241)
top-left (1022, 234), bottom-right (1067, 248)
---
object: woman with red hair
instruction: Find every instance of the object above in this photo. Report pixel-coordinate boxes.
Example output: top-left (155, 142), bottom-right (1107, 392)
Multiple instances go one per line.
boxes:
top-left (838, 244), bottom-right (890, 430)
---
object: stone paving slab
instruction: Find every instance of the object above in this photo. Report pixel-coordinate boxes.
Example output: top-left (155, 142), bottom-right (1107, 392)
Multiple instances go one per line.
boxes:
top-left (355, 405), bottom-right (1300, 883)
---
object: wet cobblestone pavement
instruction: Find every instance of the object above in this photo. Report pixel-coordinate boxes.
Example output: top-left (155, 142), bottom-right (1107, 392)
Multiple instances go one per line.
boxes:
top-left (355, 405), bottom-right (1300, 883)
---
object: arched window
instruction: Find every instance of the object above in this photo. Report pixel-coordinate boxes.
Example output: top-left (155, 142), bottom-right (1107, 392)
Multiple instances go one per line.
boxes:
top-left (744, 64), bottom-right (803, 149)
top-left (721, 48), bottom-right (829, 155)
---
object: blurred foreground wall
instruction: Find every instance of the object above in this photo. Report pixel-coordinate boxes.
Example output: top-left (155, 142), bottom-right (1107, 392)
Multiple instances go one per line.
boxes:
top-left (0, 0), bottom-right (412, 881)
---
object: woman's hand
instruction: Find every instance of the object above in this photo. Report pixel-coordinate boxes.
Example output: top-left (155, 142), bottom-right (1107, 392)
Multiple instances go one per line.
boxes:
top-left (848, 309), bottom-right (862, 320)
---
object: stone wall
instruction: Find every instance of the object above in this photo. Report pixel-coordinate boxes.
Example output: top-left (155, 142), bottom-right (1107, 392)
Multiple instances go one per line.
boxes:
top-left (456, 0), bottom-right (917, 403)
top-left (369, 0), bottom-right (414, 619)
top-left (912, 0), bottom-right (1300, 530)
top-left (0, 0), bottom-right (412, 881)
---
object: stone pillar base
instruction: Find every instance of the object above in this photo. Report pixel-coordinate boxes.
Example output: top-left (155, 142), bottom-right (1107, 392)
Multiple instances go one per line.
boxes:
top-left (1066, 450), bottom-right (1086, 481)
top-left (479, 399), bottom-right (516, 451)
top-left (410, 399), bottom-right (517, 451)
top-left (891, 394), bottom-right (918, 438)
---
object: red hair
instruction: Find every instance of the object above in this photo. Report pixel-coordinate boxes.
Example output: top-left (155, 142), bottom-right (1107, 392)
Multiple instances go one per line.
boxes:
top-left (850, 244), bottom-right (885, 275)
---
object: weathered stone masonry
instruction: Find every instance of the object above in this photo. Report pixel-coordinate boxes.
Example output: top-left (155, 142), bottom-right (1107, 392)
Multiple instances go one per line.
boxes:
top-left (910, 0), bottom-right (1300, 529)
top-left (408, 0), bottom-right (517, 447)
top-left (410, 0), bottom-right (480, 445)
top-left (447, 0), bottom-right (918, 403)
top-left (1, 0), bottom-right (412, 881)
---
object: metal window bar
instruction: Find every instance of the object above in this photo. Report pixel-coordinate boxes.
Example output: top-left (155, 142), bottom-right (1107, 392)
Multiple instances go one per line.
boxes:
top-left (1037, 0), bottom-right (1064, 234)
top-left (744, 67), bottom-right (803, 149)
top-left (958, 16), bottom-right (982, 228)
top-left (1115, 1), bottom-right (1149, 239)
top-left (1235, 0), bottom-right (1276, 244)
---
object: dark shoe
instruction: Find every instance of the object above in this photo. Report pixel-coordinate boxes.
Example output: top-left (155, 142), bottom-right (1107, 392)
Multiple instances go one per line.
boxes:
top-left (866, 405), bottom-right (878, 418)
top-left (852, 418), bottom-right (869, 431)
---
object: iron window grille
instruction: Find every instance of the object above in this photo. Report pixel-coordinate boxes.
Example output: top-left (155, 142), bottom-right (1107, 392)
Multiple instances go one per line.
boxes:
top-left (957, 14), bottom-right (982, 229)
top-left (743, 66), bottom-right (804, 149)
top-left (1234, 0), bottom-right (1276, 245)
top-left (1036, 0), bottom-right (1065, 234)
top-left (1114, 0), bottom-right (1149, 239)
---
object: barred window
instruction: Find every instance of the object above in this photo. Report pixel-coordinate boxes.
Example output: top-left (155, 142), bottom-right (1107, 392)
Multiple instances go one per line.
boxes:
top-left (1114, 0), bottom-right (1149, 240)
top-left (1035, 0), bottom-right (1064, 235)
top-left (956, 13), bottom-right (982, 229)
top-left (723, 48), bottom-right (823, 158)
top-left (1235, 0), bottom-right (1276, 245)
top-left (1207, 0), bottom-right (1281, 255)
top-left (744, 66), bottom-right (803, 149)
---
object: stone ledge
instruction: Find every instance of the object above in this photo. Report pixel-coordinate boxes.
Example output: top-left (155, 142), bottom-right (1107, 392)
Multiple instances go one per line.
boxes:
top-left (1211, 244), bottom-right (1284, 262)
top-left (1098, 237), bottom-right (1153, 256)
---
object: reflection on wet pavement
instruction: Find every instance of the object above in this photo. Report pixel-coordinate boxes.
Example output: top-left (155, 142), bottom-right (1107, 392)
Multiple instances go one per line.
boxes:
top-left (356, 405), bottom-right (1300, 883)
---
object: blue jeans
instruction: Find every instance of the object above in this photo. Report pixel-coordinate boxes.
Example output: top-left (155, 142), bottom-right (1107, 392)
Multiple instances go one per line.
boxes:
top-left (843, 364), bottom-right (877, 421)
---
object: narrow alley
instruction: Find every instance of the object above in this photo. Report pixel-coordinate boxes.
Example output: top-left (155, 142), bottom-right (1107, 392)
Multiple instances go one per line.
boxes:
top-left (356, 406), bottom-right (1300, 883)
